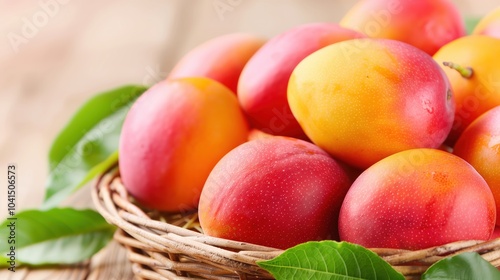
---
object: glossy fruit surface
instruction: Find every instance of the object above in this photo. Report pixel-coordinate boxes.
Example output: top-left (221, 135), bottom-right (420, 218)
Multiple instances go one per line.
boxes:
top-left (490, 226), bottom-right (500, 240)
top-left (340, 0), bottom-right (465, 55)
top-left (454, 106), bottom-right (500, 225)
top-left (473, 7), bottom-right (500, 38)
top-left (247, 128), bottom-right (273, 141)
top-left (288, 38), bottom-right (454, 169)
top-left (339, 148), bottom-right (496, 250)
top-left (238, 23), bottom-right (364, 139)
top-left (168, 33), bottom-right (265, 94)
top-left (433, 35), bottom-right (500, 145)
top-left (199, 136), bottom-right (352, 249)
top-left (119, 78), bottom-right (249, 212)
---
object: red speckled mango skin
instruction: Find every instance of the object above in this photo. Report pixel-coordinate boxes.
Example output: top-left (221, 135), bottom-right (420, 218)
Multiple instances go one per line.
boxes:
top-left (237, 23), bottom-right (365, 139)
top-left (340, 0), bottom-right (465, 55)
top-left (198, 137), bottom-right (352, 250)
top-left (454, 106), bottom-right (500, 225)
top-left (288, 38), bottom-right (454, 169)
top-left (119, 78), bottom-right (249, 212)
top-left (168, 33), bottom-right (265, 94)
top-left (339, 148), bottom-right (496, 250)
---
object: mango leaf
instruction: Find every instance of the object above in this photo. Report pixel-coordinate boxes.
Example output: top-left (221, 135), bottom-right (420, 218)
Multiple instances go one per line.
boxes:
top-left (465, 17), bottom-right (481, 35)
top-left (422, 252), bottom-right (500, 280)
top-left (257, 241), bottom-right (404, 280)
top-left (0, 208), bottom-right (115, 266)
top-left (43, 85), bottom-right (147, 209)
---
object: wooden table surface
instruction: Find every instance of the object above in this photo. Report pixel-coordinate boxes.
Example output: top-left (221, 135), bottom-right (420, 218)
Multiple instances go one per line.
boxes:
top-left (0, 0), bottom-right (497, 279)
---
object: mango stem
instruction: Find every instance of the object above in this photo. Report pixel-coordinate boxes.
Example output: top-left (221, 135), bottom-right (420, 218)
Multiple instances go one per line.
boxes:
top-left (442, 62), bottom-right (474, 79)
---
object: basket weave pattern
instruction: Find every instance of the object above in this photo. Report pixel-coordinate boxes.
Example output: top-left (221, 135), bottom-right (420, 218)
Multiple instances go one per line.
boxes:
top-left (92, 170), bottom-right (500, 280)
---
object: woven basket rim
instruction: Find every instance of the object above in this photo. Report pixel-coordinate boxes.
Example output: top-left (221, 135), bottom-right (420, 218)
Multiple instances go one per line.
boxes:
top-left (92, 169), bottom-right (500, 280)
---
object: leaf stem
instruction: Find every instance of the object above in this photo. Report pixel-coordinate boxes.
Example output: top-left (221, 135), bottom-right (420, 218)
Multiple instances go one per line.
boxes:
top-left (442, 62), bottom-right (474, 79)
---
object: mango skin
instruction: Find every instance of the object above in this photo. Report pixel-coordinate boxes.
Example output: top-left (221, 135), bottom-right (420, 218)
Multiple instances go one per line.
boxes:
top-left (119, 77), bottom-right (249, 212)
top-left (168, 33), bottom-right (265, 94)
top-left (340, 0), bottom-right (466, 55)
top-left (454, 106), bottom-right (500, 225)
top-left (433, 35), bottom-right (500, 146)
top-left (198, 136), bottom-right (352, 249)
top-left (473, 7), bottom-right (500, 39)
top-left (288, 38), bottom-right (455, 169)
top-left (237, 23), bottom-right (365, 139)
top-left (339, 148), bottom-right (496, 250)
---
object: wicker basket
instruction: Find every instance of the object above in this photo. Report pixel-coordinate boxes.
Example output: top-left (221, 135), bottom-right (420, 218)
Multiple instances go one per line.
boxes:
top-left (92, 169), bottom-right (500, 280)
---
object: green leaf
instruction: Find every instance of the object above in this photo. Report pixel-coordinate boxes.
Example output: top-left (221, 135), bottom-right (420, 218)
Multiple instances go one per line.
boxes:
top-left (257, 241), bottom-right (404, 280)
top-left (0, 208), bottom-right (115, 266)
top-left (465, 17), bottom-right (481, 35)
top-left (422, 252), bottom-right (500, 280)
top-left (43, 85), bottom-right (147, 209)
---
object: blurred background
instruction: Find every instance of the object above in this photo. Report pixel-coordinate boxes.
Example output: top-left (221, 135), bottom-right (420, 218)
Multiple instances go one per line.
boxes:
top-left (0, 0), bottom-right (498, 213)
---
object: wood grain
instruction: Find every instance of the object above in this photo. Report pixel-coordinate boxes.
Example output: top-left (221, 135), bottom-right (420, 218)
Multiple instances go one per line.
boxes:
top-left (0, 241), bottom-right (133, 280)
top-left (87, 241), bottom-right (134, 280)
top-left (0, 265), bottom-right (89, 280)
